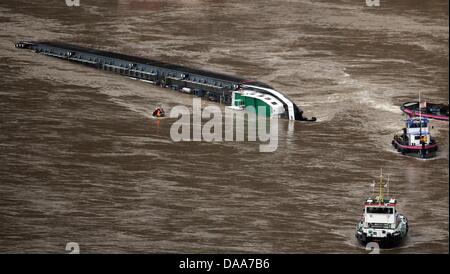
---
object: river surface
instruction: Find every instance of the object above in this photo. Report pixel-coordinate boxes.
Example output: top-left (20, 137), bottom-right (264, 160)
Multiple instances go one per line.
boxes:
top-left (0, 0), bottom-right (448, 253)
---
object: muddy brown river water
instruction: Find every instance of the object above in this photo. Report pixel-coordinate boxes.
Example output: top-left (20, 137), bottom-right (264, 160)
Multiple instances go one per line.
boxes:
top-left (0, 0), bottom-right (448, 253)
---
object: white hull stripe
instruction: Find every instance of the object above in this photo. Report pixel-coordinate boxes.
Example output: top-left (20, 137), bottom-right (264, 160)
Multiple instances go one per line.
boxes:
top-left (242, 84), bottom-right (296, 120)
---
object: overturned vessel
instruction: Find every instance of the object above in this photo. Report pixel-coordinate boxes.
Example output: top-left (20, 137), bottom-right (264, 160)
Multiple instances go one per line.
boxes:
top-left (401, 101), bottom-right (449, 121)
top-left (392, 116), bottom-right (438, 159)
top-left (15, 41), bottom-right (315, 122)
top-left (355, 172), bottom-right (409, 248)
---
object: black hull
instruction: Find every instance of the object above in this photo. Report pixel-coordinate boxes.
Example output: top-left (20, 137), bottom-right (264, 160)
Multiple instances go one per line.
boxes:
top-left (391, 139), bottom-right (438, 159)
top-left (355, 233), bottom-right (406, 248)
top-left (400, 150), bottom-right (436, 159)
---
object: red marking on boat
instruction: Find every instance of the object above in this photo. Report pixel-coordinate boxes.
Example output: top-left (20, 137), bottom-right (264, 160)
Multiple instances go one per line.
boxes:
top-left (393, 139), bottom-right (438, 150)
top-left (364, 204), bottom-right (396, 207)
top-left (402, 108), bottom-right (449, 121)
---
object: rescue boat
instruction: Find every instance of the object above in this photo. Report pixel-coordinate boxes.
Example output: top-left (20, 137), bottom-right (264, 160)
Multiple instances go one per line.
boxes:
top-left (355, 171), bottom-right (409, 248)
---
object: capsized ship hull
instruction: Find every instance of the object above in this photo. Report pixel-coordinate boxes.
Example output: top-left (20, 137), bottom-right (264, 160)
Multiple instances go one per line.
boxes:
top-left (15, 41), bottom-right (315, 121)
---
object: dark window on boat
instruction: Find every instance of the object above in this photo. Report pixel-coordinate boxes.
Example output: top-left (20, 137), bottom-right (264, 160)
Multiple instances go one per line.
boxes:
top-left (409, 122), bottom-right (427, 128)
top-left (271, 102), bottom-right (278, 105)
top-left (366, 207), bottom-right (393, 214)
top-left (368, 223), bottom-right (391, 229)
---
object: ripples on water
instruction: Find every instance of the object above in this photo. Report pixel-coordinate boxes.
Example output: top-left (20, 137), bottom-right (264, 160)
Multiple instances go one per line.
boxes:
top-left (0, 0), bottom-right (448, 253)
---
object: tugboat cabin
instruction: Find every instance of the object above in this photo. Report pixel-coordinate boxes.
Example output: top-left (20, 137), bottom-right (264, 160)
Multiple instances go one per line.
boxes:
top-left (405, 117), bottom-right (431, 146)
top-left (364, 198), bottom-right (397, 230)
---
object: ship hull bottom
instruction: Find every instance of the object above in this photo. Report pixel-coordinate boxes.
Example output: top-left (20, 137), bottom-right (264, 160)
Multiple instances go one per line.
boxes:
top-left (14, 40), bottom-right (318, 121)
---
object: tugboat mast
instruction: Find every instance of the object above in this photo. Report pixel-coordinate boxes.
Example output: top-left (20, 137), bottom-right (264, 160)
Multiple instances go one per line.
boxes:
top-left (376, 169), bottom-right (385, 203)
top-left (386, 174), bottom-right (390, 198)
top-left (419, 92), bottom-right (423, 142)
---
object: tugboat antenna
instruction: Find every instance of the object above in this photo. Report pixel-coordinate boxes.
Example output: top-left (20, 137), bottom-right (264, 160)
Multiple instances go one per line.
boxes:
top-left (371, 180), bottom-right (375, 197)
top-left (419, 91), bottom-right (422, 136)
top-left (386, 174), bottom-right (390, 198)
top-left (377, 169), bottom-right (385, 203)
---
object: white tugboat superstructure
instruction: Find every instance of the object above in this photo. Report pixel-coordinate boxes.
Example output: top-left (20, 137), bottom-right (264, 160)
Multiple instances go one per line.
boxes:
top-left (355, 171), bottom-right (408, 248)
top-left (392, 116), bottom-right (438, 158)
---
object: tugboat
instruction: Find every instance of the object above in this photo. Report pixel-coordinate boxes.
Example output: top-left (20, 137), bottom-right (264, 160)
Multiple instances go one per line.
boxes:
top-left (355, 171), bottom-right (409, 248)
top-left (152, 106), bottom-right (165, 118)
top-left (401, 101), bottom-right (449, 121)
top-left (392, 116), bottom-right (438, 159)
